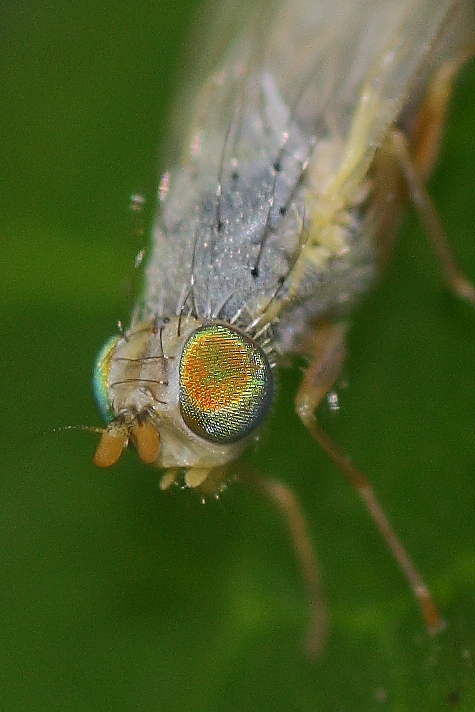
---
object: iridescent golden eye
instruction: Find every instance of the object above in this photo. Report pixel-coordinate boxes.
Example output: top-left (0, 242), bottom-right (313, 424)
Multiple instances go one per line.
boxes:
top-left (179, 324), bottom-right (273, 443)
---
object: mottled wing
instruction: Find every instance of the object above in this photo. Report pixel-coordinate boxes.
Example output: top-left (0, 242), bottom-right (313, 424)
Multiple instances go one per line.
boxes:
top-left (141, 0), bottom-right (461, 326)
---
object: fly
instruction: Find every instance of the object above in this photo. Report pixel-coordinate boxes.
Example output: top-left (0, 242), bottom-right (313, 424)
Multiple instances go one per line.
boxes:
top-left (90, 0), bottom-right (474, 654)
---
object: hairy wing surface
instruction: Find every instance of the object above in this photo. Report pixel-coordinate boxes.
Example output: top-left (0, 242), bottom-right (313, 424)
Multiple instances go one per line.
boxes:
top-left (142, 0), bottom-right (456, 324)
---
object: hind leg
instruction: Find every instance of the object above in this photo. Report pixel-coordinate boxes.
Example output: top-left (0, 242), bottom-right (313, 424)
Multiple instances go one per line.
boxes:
top-left (390, 126), bottom-right (475, 306)
top-left (392, 51), bottom-right (475, 304)
top-left (372, 50), bottom-right (475, 287)
top-left (410, 51), bottom-right (474, 180)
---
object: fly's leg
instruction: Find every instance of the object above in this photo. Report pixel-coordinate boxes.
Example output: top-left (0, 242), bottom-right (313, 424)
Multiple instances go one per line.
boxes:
top-left (251, 474), bottom-right (328, 659)
top-left (388, 49), bottom-right (475, 306)
top-left (295, 321), bottom-right (445, 635)
top-left (390, 128), bottom-right (475, 307)
top-left (410, 51), bottom-right (474, 180)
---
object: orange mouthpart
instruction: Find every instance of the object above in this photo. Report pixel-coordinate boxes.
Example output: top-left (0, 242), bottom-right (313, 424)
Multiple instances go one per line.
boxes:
top-left (93, 428), bottom-right (128, 468)
top-left (131, 422), bottom-right (161, 464)
top-left (93, 421), bottom-right (160, 468)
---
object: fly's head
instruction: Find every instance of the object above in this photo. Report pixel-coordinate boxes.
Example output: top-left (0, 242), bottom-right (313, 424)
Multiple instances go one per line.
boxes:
top-left (92, 316), bottom-right (274, 494)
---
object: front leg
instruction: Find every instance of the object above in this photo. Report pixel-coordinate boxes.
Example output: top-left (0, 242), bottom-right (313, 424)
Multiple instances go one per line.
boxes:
top-left (295, 320), bottom-right (445, 635)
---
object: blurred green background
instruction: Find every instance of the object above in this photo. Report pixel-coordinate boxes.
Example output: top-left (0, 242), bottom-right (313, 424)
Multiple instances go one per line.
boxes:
top-left (2, 2), bottom-right (475, 710)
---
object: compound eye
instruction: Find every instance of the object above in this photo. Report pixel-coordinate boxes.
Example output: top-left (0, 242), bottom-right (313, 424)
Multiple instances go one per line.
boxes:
top-left (93, 335), bottom-right (119, 421)
top-left (179, 324), bottom-right (273, 443)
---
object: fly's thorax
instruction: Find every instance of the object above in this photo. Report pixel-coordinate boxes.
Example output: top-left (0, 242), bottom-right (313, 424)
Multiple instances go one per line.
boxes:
top-left (93, 317), bottom-right (274, 486)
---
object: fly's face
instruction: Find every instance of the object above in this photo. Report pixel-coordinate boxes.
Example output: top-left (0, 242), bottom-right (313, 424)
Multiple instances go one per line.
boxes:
top-left (92, 316), bottom-right (273, 491)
